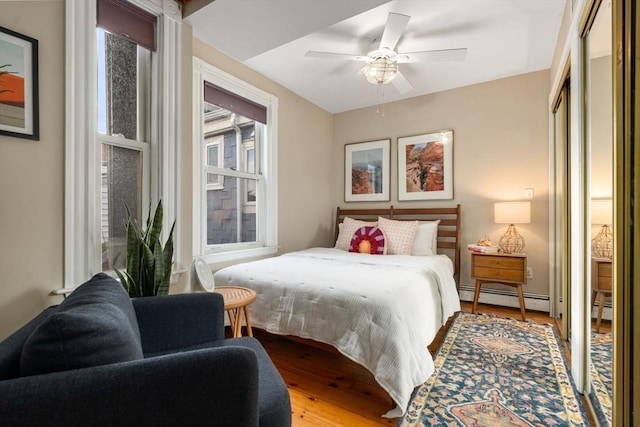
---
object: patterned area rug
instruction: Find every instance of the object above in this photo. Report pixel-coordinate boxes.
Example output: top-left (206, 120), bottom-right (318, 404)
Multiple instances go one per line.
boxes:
top-left (590, 332), bottom-right (612, 426)
top-left (399, 312), bottom-right (589, 426)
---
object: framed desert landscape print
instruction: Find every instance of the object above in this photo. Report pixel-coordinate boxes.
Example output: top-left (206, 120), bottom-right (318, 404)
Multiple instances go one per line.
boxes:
top-left (398, 130), bottom-right (453, 200)
top-left (344, 139), bottom-right (390, 202)
top-left (0, 26), bottom-right (39, 140)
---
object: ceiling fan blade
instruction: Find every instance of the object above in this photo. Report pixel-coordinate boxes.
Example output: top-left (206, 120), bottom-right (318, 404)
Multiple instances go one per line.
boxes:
top-left (379, 13), bottom-right (410, 51)
top-left (305, 51), bottom-right (368, 61)
top-left (392, 71), bottom-right (413, 94)
top-left (398, 48), bottom-right (468, 63)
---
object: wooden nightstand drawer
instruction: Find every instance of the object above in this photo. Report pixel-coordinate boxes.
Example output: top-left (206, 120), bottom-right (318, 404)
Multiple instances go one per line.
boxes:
top-left (473, 255), bottom-right (525, 270)
top-left (472, 266), bottom-right (525, 282)
top-left (471, 253), bottom-right (526, 284)
top-left (598, 262), bottom-right (612, 278)
top-left (593, 258), bottom-right (612, 291)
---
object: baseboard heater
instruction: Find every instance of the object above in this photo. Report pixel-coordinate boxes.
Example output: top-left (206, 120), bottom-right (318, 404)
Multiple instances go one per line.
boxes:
top-left (458, 283), bottom-right (550, 313)
top-left (459, 284), bottom-right (613, 321)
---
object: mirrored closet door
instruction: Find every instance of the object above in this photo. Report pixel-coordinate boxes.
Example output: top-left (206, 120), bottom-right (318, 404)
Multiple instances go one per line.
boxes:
top-left (584, 1), bottom-right (613, 424)
top-left (551, 78), bottom-right (571, 342)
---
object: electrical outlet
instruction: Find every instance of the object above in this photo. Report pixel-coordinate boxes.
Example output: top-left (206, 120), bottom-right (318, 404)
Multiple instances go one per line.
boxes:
top-left (524, 188), bottom-right (534, 200)
top-left (526, 267), bottom-right (533, 279)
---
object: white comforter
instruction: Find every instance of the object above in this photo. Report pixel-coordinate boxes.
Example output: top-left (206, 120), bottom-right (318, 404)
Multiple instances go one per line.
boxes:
top-left (213, 248), bottom-right (460, 418)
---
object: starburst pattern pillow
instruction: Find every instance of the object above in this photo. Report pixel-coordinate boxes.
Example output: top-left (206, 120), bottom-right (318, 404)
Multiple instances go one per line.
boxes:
top-left (349, 226), bottom-right (387, 255)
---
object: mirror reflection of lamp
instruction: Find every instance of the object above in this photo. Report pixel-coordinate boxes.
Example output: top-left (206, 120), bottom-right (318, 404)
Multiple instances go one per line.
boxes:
top-left (494, 202), bottom-right (531, 254)
top-left (591, 199), bottom-right (613, 259)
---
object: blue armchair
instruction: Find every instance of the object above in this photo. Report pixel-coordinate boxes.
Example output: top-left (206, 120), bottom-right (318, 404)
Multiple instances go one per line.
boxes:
top-left (0, 273), bottom-right (291, 427)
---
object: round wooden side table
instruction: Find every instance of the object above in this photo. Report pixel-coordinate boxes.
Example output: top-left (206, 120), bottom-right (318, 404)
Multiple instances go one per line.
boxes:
top-left (215, 286), bottom-right (257, 338)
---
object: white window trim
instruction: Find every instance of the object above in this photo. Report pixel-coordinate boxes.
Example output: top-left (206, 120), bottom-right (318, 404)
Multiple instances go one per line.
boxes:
top-left (192, 57), bottom-right (278, 264)
top-left (65, 0), bottom-right (181, 287)
top-left (242, 140), bottom-right (256, 207)
top-left (205, 135), bottom-right (224, 190)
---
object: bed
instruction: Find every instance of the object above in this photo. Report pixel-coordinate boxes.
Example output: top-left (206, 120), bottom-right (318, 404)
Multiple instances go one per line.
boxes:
top-left (213, 205), bottom-right (461, 418)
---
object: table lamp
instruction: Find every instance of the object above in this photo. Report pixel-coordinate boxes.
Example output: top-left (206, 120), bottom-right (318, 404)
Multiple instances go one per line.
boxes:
top-left (494, 201), bottom-right (531, 254)
top-left (591, 199), bottom-right (613, 259)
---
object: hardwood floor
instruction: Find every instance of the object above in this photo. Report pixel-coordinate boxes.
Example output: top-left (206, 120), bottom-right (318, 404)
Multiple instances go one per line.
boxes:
top-left (254, 301), bottom-right (578, 426)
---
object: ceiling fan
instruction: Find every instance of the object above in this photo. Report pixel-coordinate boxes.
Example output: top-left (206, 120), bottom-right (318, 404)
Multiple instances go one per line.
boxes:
top-left (305, 12), bottom-right (467, 94)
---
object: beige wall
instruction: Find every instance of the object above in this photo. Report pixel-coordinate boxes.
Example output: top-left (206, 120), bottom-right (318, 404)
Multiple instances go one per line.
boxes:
top-left (0, 1), bottom-right (66, 339)
top-left (333, 70), bottom-right (551, 297)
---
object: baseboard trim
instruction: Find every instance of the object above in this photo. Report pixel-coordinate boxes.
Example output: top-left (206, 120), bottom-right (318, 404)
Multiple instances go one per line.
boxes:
top-left (458, 285), bottom-right (612, 321)
top-left (459, 285), bottom-right (550, 313)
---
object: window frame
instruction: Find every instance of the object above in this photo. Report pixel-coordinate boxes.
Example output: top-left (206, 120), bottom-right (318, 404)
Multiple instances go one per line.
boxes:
top-left (205, 135), bottom-right (224, 190)
top-left (192, 57), bottom-right (278, 264)
top-left (64, 0), bottom-right (181, 287)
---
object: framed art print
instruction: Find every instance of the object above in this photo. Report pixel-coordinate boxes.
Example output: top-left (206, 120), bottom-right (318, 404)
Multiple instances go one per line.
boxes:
top-left (0, 26), bottom-right (39, 140)
top-left (344, 139), bottom-right (390, 202)
top-left (398, 130), bottom-right (453, 200)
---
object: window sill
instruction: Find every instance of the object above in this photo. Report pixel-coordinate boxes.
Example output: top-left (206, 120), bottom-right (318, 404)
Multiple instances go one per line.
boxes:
top-left (201, 246), bottom-right (278, 265)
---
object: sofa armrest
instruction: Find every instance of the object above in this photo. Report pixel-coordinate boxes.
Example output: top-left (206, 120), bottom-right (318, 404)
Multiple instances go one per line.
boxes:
top-left (132, 292), bottom-right (225, 354)
top-left (0, 346), bottom-right (259, 427)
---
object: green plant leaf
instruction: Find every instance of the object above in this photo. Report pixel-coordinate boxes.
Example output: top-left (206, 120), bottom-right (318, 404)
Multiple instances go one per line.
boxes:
top-left (141, 241), bottom-right (155, 297)
top-left (147, 200), bottom-right (163, 249)
top-left (120, 200), bottom-right (175, 297)
top-left (125, 221), bottom-right (141, 293)
top-left (156, 220), bottom-right (175, 296)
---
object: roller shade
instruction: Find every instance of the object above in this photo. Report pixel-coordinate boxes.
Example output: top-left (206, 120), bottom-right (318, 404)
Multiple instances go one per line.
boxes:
top-left (204, 81), bottom-right (267, 124)
top-left (97, 0), bottom-right (157, 52)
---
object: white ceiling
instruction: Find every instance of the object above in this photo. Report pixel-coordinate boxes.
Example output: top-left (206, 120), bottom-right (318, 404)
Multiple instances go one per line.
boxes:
top-left (186, 0), bottom-right (566, 114)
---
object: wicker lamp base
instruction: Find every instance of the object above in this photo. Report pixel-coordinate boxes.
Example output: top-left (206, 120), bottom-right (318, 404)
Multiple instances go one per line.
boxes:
top-left (498, 224), bottom-right (526, 254)
top-left (592, 224), bottom-right (613, 259)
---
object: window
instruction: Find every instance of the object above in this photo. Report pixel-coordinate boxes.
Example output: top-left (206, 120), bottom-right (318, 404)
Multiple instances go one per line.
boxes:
top-left (97, 26), bottom-right (152, 271)
top-left (65, 0), bottom-right (181, 286)
top-left (193, 58), bottom-right (278, 262)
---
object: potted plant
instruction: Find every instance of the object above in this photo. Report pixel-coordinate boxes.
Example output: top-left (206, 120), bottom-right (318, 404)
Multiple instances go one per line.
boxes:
top-left (115, 200), bottom-right (176, 297)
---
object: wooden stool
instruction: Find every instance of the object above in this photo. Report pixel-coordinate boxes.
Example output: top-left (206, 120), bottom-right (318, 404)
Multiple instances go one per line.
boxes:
top-left (215, 286), bottom-right (257, 338)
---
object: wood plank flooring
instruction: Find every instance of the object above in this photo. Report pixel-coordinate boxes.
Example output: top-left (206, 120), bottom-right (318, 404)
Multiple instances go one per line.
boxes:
top-left (253, 302), bottom-right (599, 426)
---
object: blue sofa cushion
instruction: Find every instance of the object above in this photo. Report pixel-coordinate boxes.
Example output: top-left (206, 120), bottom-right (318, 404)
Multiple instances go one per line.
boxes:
top-left (20, 273), bottom-right (143, 376)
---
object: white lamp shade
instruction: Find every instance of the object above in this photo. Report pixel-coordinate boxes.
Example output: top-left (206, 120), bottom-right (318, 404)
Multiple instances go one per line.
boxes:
top-left (591, 199), bottom-right (613, 225)
top-left (494, 202), bottom-right (531, 224)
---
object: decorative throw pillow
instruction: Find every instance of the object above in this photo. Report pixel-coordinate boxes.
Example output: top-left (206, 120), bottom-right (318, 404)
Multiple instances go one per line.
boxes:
top-left (335, 217), bottom-right (377, 251)
top-left (20, 273), bottom-right (143, 377)
top-left (377, 216), bottom-right (419, 255)
top-left (349, 226), bottom-right (387, 255)
top-left (412, 220), bottom-right (441, 256)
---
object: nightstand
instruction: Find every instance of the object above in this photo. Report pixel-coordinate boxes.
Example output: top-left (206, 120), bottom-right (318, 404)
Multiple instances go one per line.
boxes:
top-left (591, 257), bottom-right (612, 333)
top-left (471, 252), bottom-right (528, 321)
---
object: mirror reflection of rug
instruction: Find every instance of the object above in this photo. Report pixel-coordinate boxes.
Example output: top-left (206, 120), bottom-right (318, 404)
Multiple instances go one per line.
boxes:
top-left (590, 332), bottom-right (612, 426)
top-left (399, 313), bottom-right (589, 426)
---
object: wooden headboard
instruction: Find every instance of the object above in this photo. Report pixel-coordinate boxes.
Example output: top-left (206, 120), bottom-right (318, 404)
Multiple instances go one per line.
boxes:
top-left (334, 205), bottom-right (462, 288)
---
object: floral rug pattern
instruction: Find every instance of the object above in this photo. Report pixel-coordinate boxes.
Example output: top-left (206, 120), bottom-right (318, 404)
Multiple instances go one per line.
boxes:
top-left (590, 332), bottom-right (612, 426)
top-left (399, 313), bottom-right (589, 426)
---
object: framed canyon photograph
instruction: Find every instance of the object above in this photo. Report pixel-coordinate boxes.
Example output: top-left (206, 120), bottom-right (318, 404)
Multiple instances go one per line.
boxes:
top-left (398, 130), bottom-right (453, 200)
top-left (0, 26), bottom-right (39, 140)
top-left (344, 139), bottom-right (390, 202)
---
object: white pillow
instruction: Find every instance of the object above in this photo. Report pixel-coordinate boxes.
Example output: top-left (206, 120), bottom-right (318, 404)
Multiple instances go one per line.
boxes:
top-left (377, 216), bottom-right (419, 255)
top-left (335, 217), bottom-right (377, 251)
top-left (411, 220), bottom-right (440, 256)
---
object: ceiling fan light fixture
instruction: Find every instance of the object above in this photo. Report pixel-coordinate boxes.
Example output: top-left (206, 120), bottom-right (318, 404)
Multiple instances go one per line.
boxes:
top-left (364, 56), bottom-right (398, 85)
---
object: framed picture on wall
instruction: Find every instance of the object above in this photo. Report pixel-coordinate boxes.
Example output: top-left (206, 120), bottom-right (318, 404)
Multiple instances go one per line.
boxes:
top-left (398, 130), bottom-right (453, 200)
top-left (344, 139), bottom-right (390, 202)
top-left (0, 26), bottom-right (39, 140)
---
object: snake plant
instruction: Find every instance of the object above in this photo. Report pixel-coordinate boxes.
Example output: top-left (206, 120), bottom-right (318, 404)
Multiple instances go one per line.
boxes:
top-left (115, 200), bottom-right (175, 297)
